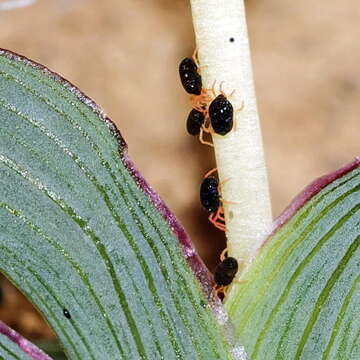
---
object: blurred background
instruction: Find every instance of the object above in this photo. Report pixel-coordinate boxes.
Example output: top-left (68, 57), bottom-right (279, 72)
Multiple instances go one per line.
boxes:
top-left (0, 0), bottom-right (359, 346)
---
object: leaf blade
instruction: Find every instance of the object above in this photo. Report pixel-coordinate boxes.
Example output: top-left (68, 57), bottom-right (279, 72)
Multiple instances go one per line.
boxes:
top-left (0, 49), bottom-right (232, 360)
top-left (226, 163), bottom-right (360, 359)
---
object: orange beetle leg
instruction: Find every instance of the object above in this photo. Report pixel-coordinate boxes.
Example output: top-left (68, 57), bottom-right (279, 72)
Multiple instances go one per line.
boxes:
top-left (213, 284), bottom-right (224, 296)
top-left (209, 210), bottom-right (226, 232)
top-left (199, 128), bottom-right (214, 147)
top-left (213, 285), bottom-right (229, 298)
top-left (190, 91), bottom-right (211, 112)
top-left (204, 168), bottom-right (218, 178)
top-left (217, 212), bottom-right (225, 221)
top-left (191, 47), bottom-right (199, 68)
top-left (220, 248), bottom-right (228, 261)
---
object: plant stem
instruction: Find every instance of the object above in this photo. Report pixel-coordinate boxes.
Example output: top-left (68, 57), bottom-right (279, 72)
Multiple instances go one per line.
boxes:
top-left (189, 0), bottom-right (272, 271)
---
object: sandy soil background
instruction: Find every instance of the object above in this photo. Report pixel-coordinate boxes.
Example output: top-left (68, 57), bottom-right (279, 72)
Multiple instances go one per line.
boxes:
top-left (0, 0), bottom-right (358, 340)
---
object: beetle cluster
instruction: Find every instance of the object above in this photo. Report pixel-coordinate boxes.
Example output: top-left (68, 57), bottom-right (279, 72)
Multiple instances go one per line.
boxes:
top-left (179, 52), bottom-right (237, 147)
top-left (179, 50), bottom-right (242, 298)
top-left (179, 51), bottom-right (239, 232)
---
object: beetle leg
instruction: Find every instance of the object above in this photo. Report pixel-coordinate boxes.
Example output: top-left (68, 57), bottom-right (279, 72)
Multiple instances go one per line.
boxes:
top-left (222, 198), bottom-right (238, 205)
top-left (213, 285), bottom-right (224, 298)
top-left (232, 101), bottom-right (245, 131)
top-left (235, 101), bottom-right (245, 114)
top-left (209, 210), bottom-right (226, 231)
top-left (204, 168), bottom-right (218, 178)
top-left (199, 128), bottom-right (214, 147)
top-left (217, 206), bottom-right (226, 221)
top-left (213, 284), bottom-right (229, 298)
top-left (191, 47), bottom-right (199, 68)
top-left (202, 117), bottom-right (211, 132)
top-left (217, 212), bottom-right (225, 220)
top-left (190, 91), bottom-right (211, 112)
top-left (219, 81), bottom-right (225, 96)
top-left (220, 248), bottom-right (228, 261)
top-left (189, 95), bottom-right (203, 112)
top-left (228, 89), bottom-right (236, 99)
top-left (233, 278), bottom-right (248, 285)
top-left (210, 80), bottom-right (217, 98)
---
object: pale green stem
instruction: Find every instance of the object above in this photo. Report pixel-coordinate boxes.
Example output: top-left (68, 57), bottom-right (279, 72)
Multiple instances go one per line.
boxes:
top-left (189, 0), bottom-right (272, 272)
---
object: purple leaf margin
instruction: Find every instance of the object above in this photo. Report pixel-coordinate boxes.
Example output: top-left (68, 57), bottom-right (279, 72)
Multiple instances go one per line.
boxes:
top-left (0, 321), bottom-right (53, 360)
top-left (123, 154), bottom-right (218, 299)
top-left (271, 157), bottom-right (360, 234)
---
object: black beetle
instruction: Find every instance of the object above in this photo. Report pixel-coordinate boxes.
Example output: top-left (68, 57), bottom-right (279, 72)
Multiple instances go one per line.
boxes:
top-left (200, 176), bottom-right (220, 213)
top-left (214, 257), bottom-right (238, 286)
top-left (179, 57), bottom-right (202, 95)
top-left (208, 94), bottom-right (234, 136)
top-left (186, 108), bottom-right (205, 136)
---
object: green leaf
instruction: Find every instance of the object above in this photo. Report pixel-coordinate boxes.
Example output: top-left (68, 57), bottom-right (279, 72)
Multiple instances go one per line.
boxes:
top-left (0, 49), bottom-right (233, 359)
top-left (34, 340), bottom-right (67, 360)
top-left (226, 162), bottom-right (360, 359)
